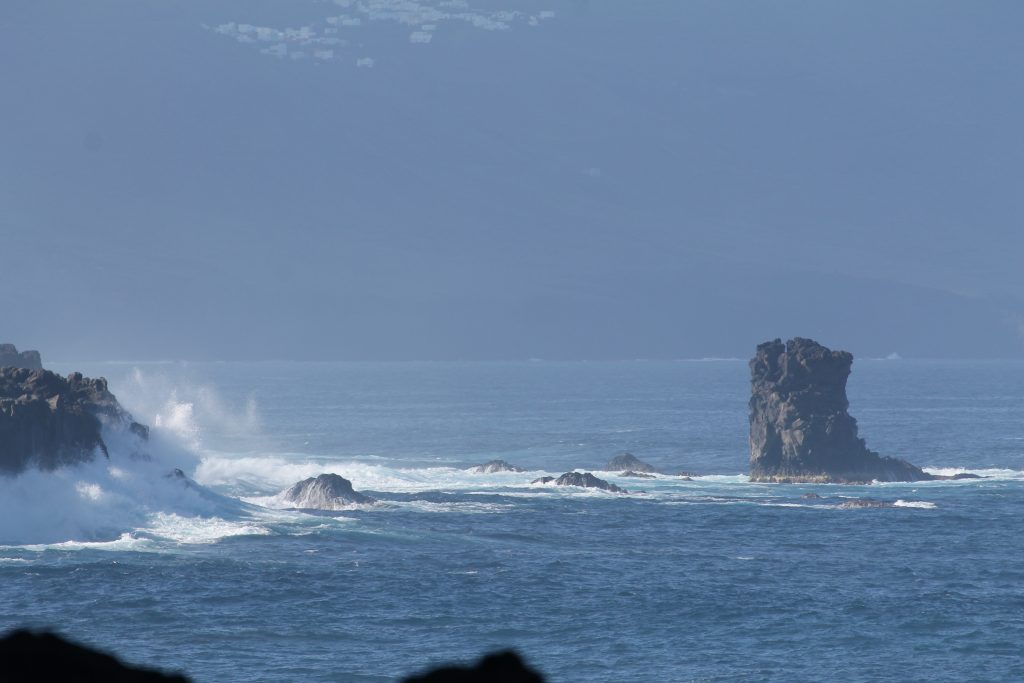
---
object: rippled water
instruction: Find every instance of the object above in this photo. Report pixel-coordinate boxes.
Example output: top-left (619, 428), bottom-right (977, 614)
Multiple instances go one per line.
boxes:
top-left (2, 360), bottom-right (1023, 681)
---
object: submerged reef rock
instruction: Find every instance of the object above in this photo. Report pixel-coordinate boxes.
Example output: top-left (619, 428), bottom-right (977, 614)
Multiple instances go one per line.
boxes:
top-left (403, 650), bottom-right (545, 683)
top-left (836, 498), bottom-right (897, 509)
top-left (281, 473), bottom-right (375, 509)
top-left (749, 338), bottom-right (929, 484)
top-left (467, 459), bottom-right (524, 473)
top-left (552, 471), bottom-right (626, 493)
top-left (0, 367), bottom-right (149, 474)
top-left (0, 630), bottom-right (188, 682)
top-left (604, 452), bottom-right (657, 473)
top-left (530, 476), bottom-right (555, 485)
top-left (621, 470), bottom-right (656, 479)
top-left (0, 344), bottom-right (42, 371)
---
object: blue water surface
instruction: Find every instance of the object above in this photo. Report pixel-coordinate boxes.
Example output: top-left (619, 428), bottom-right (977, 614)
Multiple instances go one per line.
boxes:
top-left (2, 360), bottom-right (1022, 682)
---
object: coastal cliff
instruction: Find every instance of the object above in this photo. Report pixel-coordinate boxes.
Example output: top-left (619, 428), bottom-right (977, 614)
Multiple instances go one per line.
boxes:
top-left (748, 338), bottom-right (929, 483)
top-left (0, 359), bottom-right (148, 474)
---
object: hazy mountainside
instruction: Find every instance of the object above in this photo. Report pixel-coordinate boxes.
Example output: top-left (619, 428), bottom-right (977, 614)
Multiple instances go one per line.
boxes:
top-left (3, 1), bottom-right (1023, 360)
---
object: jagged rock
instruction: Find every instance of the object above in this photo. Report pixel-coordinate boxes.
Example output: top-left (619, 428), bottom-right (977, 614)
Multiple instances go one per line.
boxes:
top-left (0, 367), bottom-right (148, 474)
top-left (553, 471), bottom-right (626, 493)
top-left (748, 338), bottom-right (930, 484)
top-left (604, 452), bottom-right (657, 473)
top-left (280, 473), bottom-right (374, 509)
top-left (530, 476), bottom-right (555, 485)
top-left (802, 492), bottom-right (823, 499)
top-left (621, 470), bottom-right (655, 479)
top-left (0, 344), bottom-right (42, 371)
top-left (467, 459), bottom-right (524, 473)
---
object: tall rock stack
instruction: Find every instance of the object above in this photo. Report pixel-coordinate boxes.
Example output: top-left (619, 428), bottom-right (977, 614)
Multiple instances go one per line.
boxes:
top-left (748, 338), bottom-right (930, 483)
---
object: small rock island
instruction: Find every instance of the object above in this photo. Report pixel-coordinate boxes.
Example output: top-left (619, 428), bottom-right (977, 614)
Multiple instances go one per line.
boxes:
top-left (281, 473), bottom-right (375, 509)
top-left (749, 338), bottom-right (931, 484)
top-left (604, 452), bottom-right (657, 474)
top-left (531, 472), bottom-right (626, 493)
top-left (1, 345), bottom-right (148, 474)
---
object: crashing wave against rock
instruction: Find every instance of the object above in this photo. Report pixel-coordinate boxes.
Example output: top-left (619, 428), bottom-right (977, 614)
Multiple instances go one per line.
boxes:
top-left (748, 338), bottom-right (932, 484)
top-left (467, 459), bottom-right (524, 473)
top-left (0, 360), bottom-right (149, 474)
top-left (280, 473), bottom-right (375, 509)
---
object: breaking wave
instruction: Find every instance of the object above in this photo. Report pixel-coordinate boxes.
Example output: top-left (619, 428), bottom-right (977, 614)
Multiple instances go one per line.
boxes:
top-left (1, 367), bottom-right (1014, 548)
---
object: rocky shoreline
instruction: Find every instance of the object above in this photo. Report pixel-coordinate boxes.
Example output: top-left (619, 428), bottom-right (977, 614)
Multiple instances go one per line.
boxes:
top-left (1, 347), bottom-right (149, 474)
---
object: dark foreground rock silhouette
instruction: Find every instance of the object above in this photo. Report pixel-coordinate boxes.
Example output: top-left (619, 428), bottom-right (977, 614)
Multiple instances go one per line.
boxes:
top-left (281, 473), bottom-right (375, 508)
top-left (0, 367), bottom-right (149, 474)
top-left (748, 338), bottom-right (932, 484)
top-left (403, 651), bottom-right (545, 682)
top-left (0, 630), bottom-right (188, 682)
top-left (0, 631), bottom-right (546, 683)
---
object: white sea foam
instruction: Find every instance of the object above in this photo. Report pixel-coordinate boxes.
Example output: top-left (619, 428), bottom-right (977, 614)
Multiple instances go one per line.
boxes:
top-left (922, 467), bottom-right (1024, 481)
top-left (194, 455), bottom-right (552, 495)
top-left (893, 500), bottom-right (938, 509)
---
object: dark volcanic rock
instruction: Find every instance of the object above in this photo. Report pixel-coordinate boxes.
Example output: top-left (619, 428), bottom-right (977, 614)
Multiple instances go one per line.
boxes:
top-left (468, 459), bottom-right (524, 473)
top-left (0, 344), bottom-right (42, 371)
top-left (553, 471), bottom-right (626, 493)
top-left (0, 367), bottom-right (148, 474)
top-left (749, 338), bottom-right (930, 484)
top-left (0, 630), bottom-right (189, 682)
top-left (530, 476), bottom-right (555, 485)
top-left (281, 473), bottom-right (375, 509)
top-left (604, 452), bottom-right (657, 473)
top-left (403, 650), bottom-right (544, 683)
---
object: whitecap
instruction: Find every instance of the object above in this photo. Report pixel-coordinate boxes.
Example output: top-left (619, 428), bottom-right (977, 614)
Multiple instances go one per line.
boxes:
top-left (893, 500), bottom-right (938, 509)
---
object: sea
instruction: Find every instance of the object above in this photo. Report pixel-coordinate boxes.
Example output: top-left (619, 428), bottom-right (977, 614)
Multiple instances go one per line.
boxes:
top-left (1, 359), bottom-right (1022, 682)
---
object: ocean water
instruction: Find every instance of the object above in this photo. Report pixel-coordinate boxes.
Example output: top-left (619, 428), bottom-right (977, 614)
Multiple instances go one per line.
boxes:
top-left (1, 359), bottom-right (1023, 682)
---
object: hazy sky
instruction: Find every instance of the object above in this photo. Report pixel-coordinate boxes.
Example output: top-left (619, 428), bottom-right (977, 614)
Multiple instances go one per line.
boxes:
top-left (3, 1), bottom-right (1023, 360)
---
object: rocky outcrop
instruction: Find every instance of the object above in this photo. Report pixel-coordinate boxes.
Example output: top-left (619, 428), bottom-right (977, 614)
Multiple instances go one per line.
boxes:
top-left (604, 452), bottom-right (657, 473)
top-left (540, 471), bottom-right (626, 493)
top-left (749, 338), bottom-right (930, 484)
top-left (280, 473), bottom-right (375, 509)
top-left (0, 344), bottom-right (42, 371)
top-left (530, 476), bottom-right (555, 485)
top-left (621, 470), bottom-right (655, 479)
top-left (0, 367), bottom-right (149, 474)
top-left (467, 459), bottom-right (524, 473)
